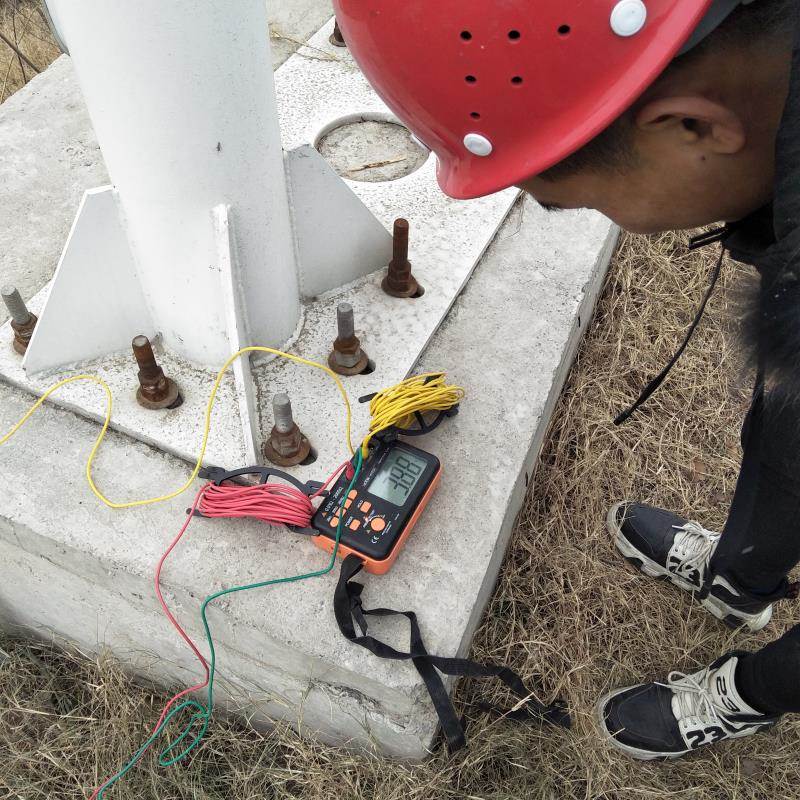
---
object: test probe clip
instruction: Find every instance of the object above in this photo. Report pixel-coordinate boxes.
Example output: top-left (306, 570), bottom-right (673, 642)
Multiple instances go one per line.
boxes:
top-left (371, 405), bottom-right (460, 444)
top-left (198, 464), bottom-right (324, 494)
top-left (359, 372), bottom-right (462, 445)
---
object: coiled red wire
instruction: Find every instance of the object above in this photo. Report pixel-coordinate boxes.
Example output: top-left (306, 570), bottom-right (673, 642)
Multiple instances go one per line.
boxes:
top-left (199, 481), bottom-right (315, 527)
top-left (198, 462), bottom-right (349, 527)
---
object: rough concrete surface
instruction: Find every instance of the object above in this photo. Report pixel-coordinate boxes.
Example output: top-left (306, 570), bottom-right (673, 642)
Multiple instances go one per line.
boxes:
top-left (0, 4), bottom-right (619, 758)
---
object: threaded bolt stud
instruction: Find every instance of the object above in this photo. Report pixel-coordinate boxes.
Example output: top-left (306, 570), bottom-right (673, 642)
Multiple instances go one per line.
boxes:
top-left (329, 302), bottom-right (369, 376)
top-left (273, 393), bottom-right (295, 434)
top-left (2, 286), bottom-right (32, 325)
top-left (131, 335), bottom-right (182, 410)
top-left (263, 392), bottom-right (311, 466)
top-left (337, 302), bottom-right (356, 340)
top-left (382, 219), bottom-right (421, 298)
top-left (2, 285), bottom-right (37, 355)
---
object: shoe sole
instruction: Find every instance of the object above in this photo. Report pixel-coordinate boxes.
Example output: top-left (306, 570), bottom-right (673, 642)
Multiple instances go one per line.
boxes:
top-left (606, 502), bottom-right (773, 633)
top-left (595, 690), bottom-right (770, 761)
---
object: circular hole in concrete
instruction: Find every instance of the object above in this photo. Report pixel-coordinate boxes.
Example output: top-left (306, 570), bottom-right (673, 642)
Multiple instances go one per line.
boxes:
top-left (301, 446), bottom-right (318, 466)
top-left (316, 117), bottom-right (430, 183)
top-left (412, 283), bottom-right (425, 299)
top-left (361, 359), bottom-right (376, 375)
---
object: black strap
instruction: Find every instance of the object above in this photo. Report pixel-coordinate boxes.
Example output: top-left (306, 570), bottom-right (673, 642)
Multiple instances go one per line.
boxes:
top-left (687, 225), bottom-right (730, 250)
top-left (334, 555), bottom-right (571, 752)
top-left (615, 246), bottom-right (725, 425)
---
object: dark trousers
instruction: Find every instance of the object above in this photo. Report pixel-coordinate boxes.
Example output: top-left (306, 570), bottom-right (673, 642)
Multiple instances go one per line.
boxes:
top-left (711, 382), bottom-right (800, 595)
top-left (736, 623), bottom-right (800, 715)
top-left (710, 382), bottom-right (800, 715)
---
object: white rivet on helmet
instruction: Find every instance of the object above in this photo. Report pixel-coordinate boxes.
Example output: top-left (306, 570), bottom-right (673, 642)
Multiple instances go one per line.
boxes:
top-left (463, 133), bottom-right (493, 157)
top-left (610, 0), bottom-right (647, 37)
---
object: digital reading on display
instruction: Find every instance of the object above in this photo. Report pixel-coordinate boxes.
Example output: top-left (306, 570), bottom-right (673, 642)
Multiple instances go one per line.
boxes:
top-left (368, 448), bottom-right (427, 506)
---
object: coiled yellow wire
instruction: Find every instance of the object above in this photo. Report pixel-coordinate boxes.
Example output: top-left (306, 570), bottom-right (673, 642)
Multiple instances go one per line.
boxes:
top-left (362, 372), bottom-right (464, 456)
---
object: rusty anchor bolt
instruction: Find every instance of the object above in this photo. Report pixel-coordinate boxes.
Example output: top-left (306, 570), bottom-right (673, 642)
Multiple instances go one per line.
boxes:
top-left (132, 335), bottom-right (183, 410)
top-left (2, 286), bottom-right (37, 355)
top-left (263, 393), bottom-right (312, 467)
top-left (382, 218), bottom-right (422, 298)
top-left (328, 302), bottom-right (369, 376)
top-left (329, 19), bottom-right (346, 47)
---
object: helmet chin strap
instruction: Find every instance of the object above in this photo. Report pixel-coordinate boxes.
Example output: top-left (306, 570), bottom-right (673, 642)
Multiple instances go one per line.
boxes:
top-left (679, 0), bottom-right (760, 55)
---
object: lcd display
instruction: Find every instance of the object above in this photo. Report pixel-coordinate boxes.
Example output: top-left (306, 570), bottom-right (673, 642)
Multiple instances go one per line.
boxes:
top-left (368, 449), bottom-right (427, 506)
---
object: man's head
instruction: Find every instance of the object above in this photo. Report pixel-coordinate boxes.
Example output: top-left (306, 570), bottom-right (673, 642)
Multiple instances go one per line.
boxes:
top-left (522, 0), bottom-right (794, 233)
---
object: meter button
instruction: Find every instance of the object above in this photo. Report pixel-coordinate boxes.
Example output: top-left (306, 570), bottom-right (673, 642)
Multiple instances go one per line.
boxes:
top-left (370, 517), bottom-right (386, 532)
top-left (348, 489), bottom-right (358, 499)
top-left (359, 501), bottom-right (372, 513)
top-left (331, 516), bottom-right (340, 528)
top-left (344, 498), bottom-right (353, 509)
top-left (349, 519), bottom-right (361, 531)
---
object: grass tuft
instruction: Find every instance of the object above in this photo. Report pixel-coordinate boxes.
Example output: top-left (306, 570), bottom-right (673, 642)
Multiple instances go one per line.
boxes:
top-left (0, 1), bottom-right (60, 103)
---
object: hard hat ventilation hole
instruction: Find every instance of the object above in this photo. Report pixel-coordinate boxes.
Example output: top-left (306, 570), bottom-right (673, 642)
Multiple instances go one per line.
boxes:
top-left (558, 24), bottom-right (571, 36)
top-left (470, 112), bottom-right (481, 119)
top-left (508, 30), bottom-right (521, 40)
top-left (465, 75), bottom-right (477, 84)
top-left (511, 76), bottom-right (524, 85)
top-left (460, 30), bottom-right (472, 41)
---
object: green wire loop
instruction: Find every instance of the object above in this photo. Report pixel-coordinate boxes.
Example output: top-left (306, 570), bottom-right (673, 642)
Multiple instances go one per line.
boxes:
top-left (97, 450), bottom-right (364, 797)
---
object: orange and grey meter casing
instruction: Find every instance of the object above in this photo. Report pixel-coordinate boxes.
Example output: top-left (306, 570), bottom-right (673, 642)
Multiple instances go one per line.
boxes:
top-left (312, 440), bottom-right (441, 574)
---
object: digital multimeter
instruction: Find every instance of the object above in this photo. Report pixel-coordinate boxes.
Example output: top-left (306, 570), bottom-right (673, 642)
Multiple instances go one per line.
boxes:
top-left (312, 439), bottom-right (441, 574)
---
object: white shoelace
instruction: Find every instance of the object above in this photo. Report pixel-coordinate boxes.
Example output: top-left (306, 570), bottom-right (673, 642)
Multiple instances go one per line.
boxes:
top-left (670, 521), bottom-right (720, 579)
top-left (661, 667), bottom-right (725, 728)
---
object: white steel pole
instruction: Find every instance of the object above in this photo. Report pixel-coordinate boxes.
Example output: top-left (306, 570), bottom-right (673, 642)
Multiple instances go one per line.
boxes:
top-left (45, 0), bottom-right (300, 367)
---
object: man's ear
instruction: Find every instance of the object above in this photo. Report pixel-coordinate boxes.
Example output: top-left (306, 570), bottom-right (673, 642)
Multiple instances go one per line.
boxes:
top-left (635, 96), bottom-right (746, 154)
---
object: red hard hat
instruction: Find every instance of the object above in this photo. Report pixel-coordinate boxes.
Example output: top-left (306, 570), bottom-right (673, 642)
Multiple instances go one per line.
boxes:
top-left (333, 0), bottom-right (716, 199)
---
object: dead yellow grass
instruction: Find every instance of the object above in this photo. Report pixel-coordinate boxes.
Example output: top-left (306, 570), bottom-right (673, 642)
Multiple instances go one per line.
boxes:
top-left (0, 1), bottom-right (60, 103)
top-left (2, 229), bottom-right (798, 799)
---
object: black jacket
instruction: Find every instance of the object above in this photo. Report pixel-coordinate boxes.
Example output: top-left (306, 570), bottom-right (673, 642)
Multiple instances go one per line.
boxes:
top-left (725, 14), bottom-right (800, 396)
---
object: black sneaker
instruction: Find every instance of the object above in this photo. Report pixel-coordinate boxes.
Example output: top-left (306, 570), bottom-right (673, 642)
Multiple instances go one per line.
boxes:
top-left (597, 654), bottom-right (779, 760)
top-left (607, 502), bottom-right (773, 632)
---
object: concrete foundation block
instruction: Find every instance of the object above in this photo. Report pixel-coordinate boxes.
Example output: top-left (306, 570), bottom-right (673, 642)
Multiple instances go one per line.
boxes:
top-left (0, 9), bottom-right (619, 758)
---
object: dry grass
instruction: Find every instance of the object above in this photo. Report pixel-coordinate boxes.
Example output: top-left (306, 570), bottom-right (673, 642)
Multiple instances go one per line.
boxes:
top-left (2, 229), bottom-right (798, 799)
top-left (0, 1), bottom-right (60, 103)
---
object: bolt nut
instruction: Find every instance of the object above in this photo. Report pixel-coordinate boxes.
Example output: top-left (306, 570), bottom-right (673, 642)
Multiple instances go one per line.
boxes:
top-left (328, 302), bottom-right (369, 376)
top-left (132, 335), bottom-right (182, 410)
top-left (9, 314), bottom-right (37, 355)
top-left (382, 218), bottom-right (421, 298)
top-left (263, 393), bottom-right (311, 466)
top-left (2, 286), bottom-right (37, 355)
